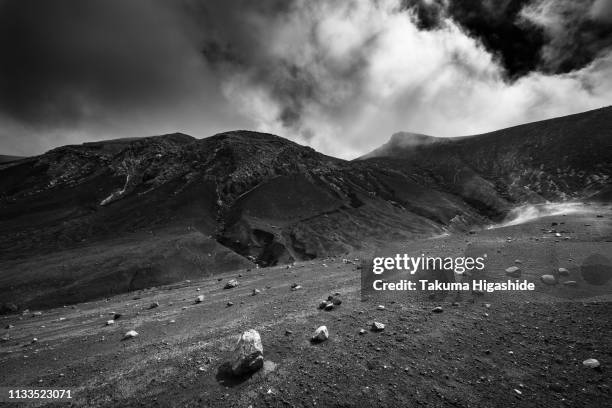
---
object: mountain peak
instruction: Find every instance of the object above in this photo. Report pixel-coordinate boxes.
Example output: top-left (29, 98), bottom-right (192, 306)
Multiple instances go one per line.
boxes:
top-left (358, 132), bottom-right (443, 159)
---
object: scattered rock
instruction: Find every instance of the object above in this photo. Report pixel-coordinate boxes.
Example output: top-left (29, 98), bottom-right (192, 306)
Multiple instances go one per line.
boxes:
top-left (123, 330), bottom-right (139, 340)
top-left (583, 358), bottom-right (600, 369)
top-left (558, 268), bottom-right (570, 276)
top-left (371, 322), bottom-right (385, 332)
top-left (311, 326), bottom-right (329, 343)
top-left (231, 329), bottom-right (264, 376)
top-left (505, 266), bottom-right (521, 277)
top-left (195, 295), bottom-right (204, 303)
top-left (224, 279), bottom-right (239, 289)
top-left (541, 275), bottom-right (557, 285)
top-left (432, 306), bottom-right (443, 313)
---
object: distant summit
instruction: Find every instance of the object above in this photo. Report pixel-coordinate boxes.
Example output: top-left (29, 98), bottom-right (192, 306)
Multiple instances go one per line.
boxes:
top-left (358, 132), bottom-right (445, 159)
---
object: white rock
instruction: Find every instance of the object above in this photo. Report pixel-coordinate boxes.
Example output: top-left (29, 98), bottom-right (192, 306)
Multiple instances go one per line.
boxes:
top-left (583, 358), bottom-right (600, 368)
top-left (377, 305), bottom-right (385, 310)
top-left (231, 329), bottom-right (264, 375)
top-left (371, 322), bottom-right (385, 332)
top-left (224, 279), bottom-right (239, 289)
top-left (541, 275), bottom-right (557, 285)
top-left (123, 330), bottom-right (139, 340)
top-left (558, 268), bottom-right (570, 276)
top-left (505, 266), bottom-right (521, 277)
top-left (311, 326), bottom-right (329, 342)
top-left (106, 320), bottom-right (115, 326)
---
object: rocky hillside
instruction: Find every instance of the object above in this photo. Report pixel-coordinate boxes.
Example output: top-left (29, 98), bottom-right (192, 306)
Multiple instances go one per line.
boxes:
top-left (359, 106), bottom-right (612, 215)
top-left (0, 107), bottom-right (610, 310)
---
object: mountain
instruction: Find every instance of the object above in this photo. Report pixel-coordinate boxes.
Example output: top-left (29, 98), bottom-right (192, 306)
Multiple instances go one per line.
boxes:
top-left (358, 106), bottom-right (612, 215)
top-left (0, 131), bottom-right (477, 310)
top-left (0, 107), bottom-right (610, 310)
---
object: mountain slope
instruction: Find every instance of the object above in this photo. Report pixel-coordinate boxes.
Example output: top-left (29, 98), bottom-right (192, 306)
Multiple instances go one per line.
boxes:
top-left (1, 106), bottom-right (610, 310)
top-left (358, 106), bottom-right (612, 214)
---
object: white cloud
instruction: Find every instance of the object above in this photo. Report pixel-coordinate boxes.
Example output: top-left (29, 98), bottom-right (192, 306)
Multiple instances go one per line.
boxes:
top-left (220, 0), bottom-right (612, 159)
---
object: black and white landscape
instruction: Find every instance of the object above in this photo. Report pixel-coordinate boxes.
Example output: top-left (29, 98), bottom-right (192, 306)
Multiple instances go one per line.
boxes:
top-left (1, 1), bottom-right (611, 407)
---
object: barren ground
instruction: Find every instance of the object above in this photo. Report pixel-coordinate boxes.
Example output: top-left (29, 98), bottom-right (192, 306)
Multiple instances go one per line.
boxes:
top-left (1, 208), bottom-right (611, 407)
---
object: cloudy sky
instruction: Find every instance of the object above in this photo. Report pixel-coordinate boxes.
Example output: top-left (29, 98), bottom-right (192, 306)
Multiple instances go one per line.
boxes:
top-left (1, 0), bottom-right (611, 159)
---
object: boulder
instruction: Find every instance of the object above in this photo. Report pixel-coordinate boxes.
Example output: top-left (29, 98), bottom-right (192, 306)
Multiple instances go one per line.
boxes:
top-left (224, 279), bottom-right (239, 289)
top-left (231, 329), bottom-right (264, 376)
top-left (311, 326), bottom-right (329, 342)
top-left (123, 330), bottom-right (139, 340)
top-left (505, 266), bottom-right (521, 277)
top-left (371, 322), bottom-right (385, 332)
top-left (583, 358), bottom-right (600, 369)
top-left (541, 275), bottom-right (557, 285)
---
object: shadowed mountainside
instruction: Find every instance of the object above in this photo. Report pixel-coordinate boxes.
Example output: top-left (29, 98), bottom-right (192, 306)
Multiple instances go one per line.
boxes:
top-left (0, 107), bottom-right (610, 310)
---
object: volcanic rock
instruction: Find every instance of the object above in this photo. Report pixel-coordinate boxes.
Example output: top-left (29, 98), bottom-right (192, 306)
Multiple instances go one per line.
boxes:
top-left (371, 322), bottom-right (385, 332)
top-left (311, 326), bottom-right (329, 342)
top-left (231, 329), bottom-right (264, 376)
top-left (224, 279), bottom-right (239, 289)
top-left (505, 266), bottom-right (521, 277)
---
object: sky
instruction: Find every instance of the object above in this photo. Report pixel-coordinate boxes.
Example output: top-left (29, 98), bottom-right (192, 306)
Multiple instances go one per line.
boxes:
top-left (0, 0), bottom-right (611, 159)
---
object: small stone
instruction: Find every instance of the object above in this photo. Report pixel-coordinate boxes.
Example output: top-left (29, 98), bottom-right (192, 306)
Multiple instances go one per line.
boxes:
top-left (290, 285), bottom-right (302, 291)
top-left (377, 305), bottom-right (385, 310)
top-left (224, 279), bottom-right (239, 289)
top-left (451, 302), bottom-right (459, 306)
top-left (324, 303), bottom-right (334, 311)
top-left (5, 324), bottom-right (14, 329)
top-left (359, 329), bottom-right (366, 335)
top-left (541, 275), bottom-right (557, 285)
top-left (149, 302), bottom-right (160, 309)
top-left (106, 320), bottom-right (115, 326)
top-left (231, 329), bottom-right (264, 376)
top-left (32, 311), bottom-right (43, 317)
top-left (563, 281), bottom-right (577, 286)
top-left (318, 301), bottom-right (328, 310)
top-left (371, 322), bottom-right (385, 332)
top-left (113, 313), bottom-right (122, 320)
top-left (123, 330), bottom-right (139, 340)
top-left (583, 358), bottom-right (600, 369)
top-left (311, 326), bottom-right (329, 343)
top-left (432, 306), bottom-right (443, 313)
top-left (330, 297), bottom-right (342, 305)
top-left (227, 302), bottom-right (234, 307)
top-left (505, 266), bottom-right (521, 277)
top-left (195, 295), bottom-right (204, 303)
top-left (558, 268), bottom-right (569, 276)
top-left (514, 259), bottom-right (522, 264)
top-left (252, 289), bottom-right (261, 296)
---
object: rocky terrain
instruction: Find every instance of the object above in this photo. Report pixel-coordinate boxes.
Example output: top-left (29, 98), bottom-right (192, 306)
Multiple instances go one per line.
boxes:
top-left (0, 207), bottom-right (610, 407)
top-left (1, 107), bottom-right (611, 311)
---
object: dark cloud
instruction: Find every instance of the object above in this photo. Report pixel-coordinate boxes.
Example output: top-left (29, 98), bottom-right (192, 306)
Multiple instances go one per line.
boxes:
top-left (0, 0), bottom-right (610, 158)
